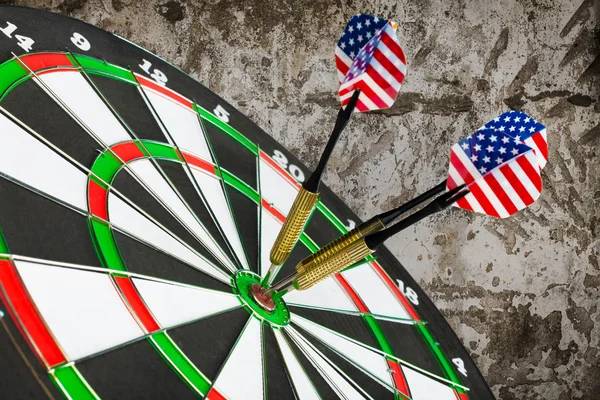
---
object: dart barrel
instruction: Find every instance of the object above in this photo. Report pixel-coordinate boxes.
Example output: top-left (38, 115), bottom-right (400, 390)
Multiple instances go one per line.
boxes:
top-left (269, 188), bottom-right (320, 266)
top-left (296, 238), bottom-right (374, 290)
top-left (296, 217), bottom-right (384, 274)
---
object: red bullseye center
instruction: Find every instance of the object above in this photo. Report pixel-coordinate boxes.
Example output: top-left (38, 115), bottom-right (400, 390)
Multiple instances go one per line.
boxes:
top-left (250, 283), bottom-right (276, 312)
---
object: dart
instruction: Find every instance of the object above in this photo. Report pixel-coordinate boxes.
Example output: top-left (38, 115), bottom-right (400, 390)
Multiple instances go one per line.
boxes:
top-left (267, 111), bottom-right (547, 295)
top-left (266, 185), bottom-right (469, 297)
top-left (264, 14), bottom-right (407, 285)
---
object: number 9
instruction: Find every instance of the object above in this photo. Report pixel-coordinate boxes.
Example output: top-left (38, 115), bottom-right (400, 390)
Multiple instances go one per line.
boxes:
top-left (71, 32), bottom-right (91, 51)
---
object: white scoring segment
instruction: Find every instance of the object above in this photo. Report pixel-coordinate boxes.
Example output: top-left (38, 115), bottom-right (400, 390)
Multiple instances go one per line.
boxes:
top-left (140, 87), bottom-right (213, 161)
top-left (273, 330), bottom-right (320, 400)
top-left (15, 260), bottom-right (144, 361)
top-left (342, 263), bottom-right (412, 322)
top-left (291, 314), bottom-right (395, 392)
top-left (190, 167), bottom-right (250, 270)
top-left (107, 192), bottom-right (230, 284)
top-left (212, 317), bottom-right (264, 400)
top-left (259, 157), bottom-right (299, 215)
top-left (127, 159), bottom-right (236, 272)
top-left (0, 112), bottom-right (88, 210)
top-left (402, 366), bottom-right (458, 400)
top-left (285, 276), bottom-right (359, 314)
top-left (260, 211), bottom-right (283, 278)
top-left (286, 327), bottom-right (368, 400)
top-left (36, 71), bottom-right (131, 146)
top-left (132, 278), bottom-right (240, 328)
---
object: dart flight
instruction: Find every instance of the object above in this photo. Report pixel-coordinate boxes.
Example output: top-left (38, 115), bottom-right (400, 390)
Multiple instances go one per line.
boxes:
top-left (448, 111), bottom-right (547, 218)
top-left (336, 14), bottom-right (407, 111)
top-left (265, 14), bottom-right (408, 285)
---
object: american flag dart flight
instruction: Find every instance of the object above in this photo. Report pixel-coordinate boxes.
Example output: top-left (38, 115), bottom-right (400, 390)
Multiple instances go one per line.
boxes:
top-left (0, 5), bottom-right (539, 400)
top-left (336, 14), bottom-right (407, 111)
top-left (448, 111), bottom-right (547, 218)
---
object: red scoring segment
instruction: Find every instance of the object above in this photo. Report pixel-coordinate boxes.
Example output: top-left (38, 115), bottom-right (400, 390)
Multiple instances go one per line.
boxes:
top-left (16, 52), bottom-right (73, 74)
top-left (135, 74), bottom-right (193, 109)
top-left (0, 260), bottom-right (67, 367)
top-left (112, 276), bottom-right (160, 333)
top-left (88, 180), bottom-right (109, 220)
top-left (387, 360), bottom-right (411, 398)
top-left (206, 387), bottom-right (228, 400)
top-left (182, 152), bottom-right (218, 175)
top-left (111, 141), bottom-right (145, 163)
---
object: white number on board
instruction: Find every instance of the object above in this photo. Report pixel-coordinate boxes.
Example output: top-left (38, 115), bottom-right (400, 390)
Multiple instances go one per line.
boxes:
top-left (396, 279), bottom-right (419, 305)
top-left (71, 32), bottom-right (91, 51)
top-left (139, 59), bottom-right (168, 86)
top-left (271, 149), bottom-right (305, 183)
top-left (1, 22), bottom-right (35, 52)
top-left (345, 219), bottom-right (357, 230)
top-left (452, 357), bottom-right (468, 377)
top-left (0, 21), bottom-right (17, 38)
top-left (213, 105), bottom-right (230, 123)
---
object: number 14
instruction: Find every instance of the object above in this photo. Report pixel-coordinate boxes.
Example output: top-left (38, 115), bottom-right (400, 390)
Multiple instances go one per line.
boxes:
top-left (0, 21), bottom-right (35, 52)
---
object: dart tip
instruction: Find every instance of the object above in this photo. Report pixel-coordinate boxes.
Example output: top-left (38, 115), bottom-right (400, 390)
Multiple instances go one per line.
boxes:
top-left (260, 264), bottom-right (279, 287)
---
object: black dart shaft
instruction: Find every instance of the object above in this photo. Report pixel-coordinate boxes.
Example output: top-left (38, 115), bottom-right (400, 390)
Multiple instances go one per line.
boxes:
top-left (378, 180), bottom-right (447, 226)
top-left (365, 184), bottom-right (469, 249)
top-left (303, 90), bottom-right (362, 193)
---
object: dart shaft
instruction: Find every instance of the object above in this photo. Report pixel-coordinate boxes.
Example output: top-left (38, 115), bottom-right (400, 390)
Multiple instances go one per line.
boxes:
top-left (296, 217), bottom-right (384, 274)
top-left (378, 180), bottom-right (447, 226)
top-left (296, 238), bottom-right (374, 290)
top-left (269, 187), bottom-right (319, 266)
top-left (303, 90), bottom-right (361, 193)
top-left (366, 185), bottom-right (469, 248)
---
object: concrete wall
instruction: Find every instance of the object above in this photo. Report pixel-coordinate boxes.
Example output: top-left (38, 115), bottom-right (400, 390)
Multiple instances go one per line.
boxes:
top-left (11, 0), bottom-right (599, 398)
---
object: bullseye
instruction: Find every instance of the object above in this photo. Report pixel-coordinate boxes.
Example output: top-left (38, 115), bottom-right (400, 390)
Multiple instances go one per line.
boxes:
top-left (233, 270), bottom-right (290, 327)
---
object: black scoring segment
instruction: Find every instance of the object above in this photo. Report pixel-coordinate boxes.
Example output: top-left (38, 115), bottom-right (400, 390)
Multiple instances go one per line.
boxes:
top-left (2, 79), bottom-right (100, 169)
top-left (77, 339), bottom-right (197, 400)
top-left (202, 121), bottom-right (257, 191)
top-left (157, 160), bottom-right (239, 269)
top-left (264, 328), bottom-right (295, 399)
top-left (86, 73), bottom-right (168, 143)
top-left (168, 308), bottom-right (249, 383)
top-left (113, 230), bottom-right (230, 292)
top-left (225, 187), bottom-right (259, 273)
top-left (0, 179), bottom-right (99, 267)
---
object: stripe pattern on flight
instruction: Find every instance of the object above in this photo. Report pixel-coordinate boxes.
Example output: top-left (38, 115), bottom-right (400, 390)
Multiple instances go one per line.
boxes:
top-left (335, 14), bottom-right (407, 112)
top-left (447, 111), bottom-right (547, 218)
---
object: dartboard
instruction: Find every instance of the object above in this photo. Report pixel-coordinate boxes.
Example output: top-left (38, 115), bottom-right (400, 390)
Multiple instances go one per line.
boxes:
top-left (0, 6), bottom-right (495, 400)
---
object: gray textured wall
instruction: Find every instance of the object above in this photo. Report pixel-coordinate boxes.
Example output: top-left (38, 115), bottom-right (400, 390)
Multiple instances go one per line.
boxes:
top-left (10, 0), bottom-right (599, 398)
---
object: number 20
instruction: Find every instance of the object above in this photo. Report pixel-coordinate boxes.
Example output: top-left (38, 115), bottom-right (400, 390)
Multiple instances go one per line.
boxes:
top-left (272, 150), bottom-right (305, 183)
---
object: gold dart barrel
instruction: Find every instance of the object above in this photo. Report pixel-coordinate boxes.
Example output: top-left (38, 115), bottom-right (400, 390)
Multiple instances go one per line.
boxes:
top-left (296, 218), bottom-right (384, 274)
top-left (295, 238), bottom-right (373, 291)
top-left (269, 187), bottom-right (320, 266)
